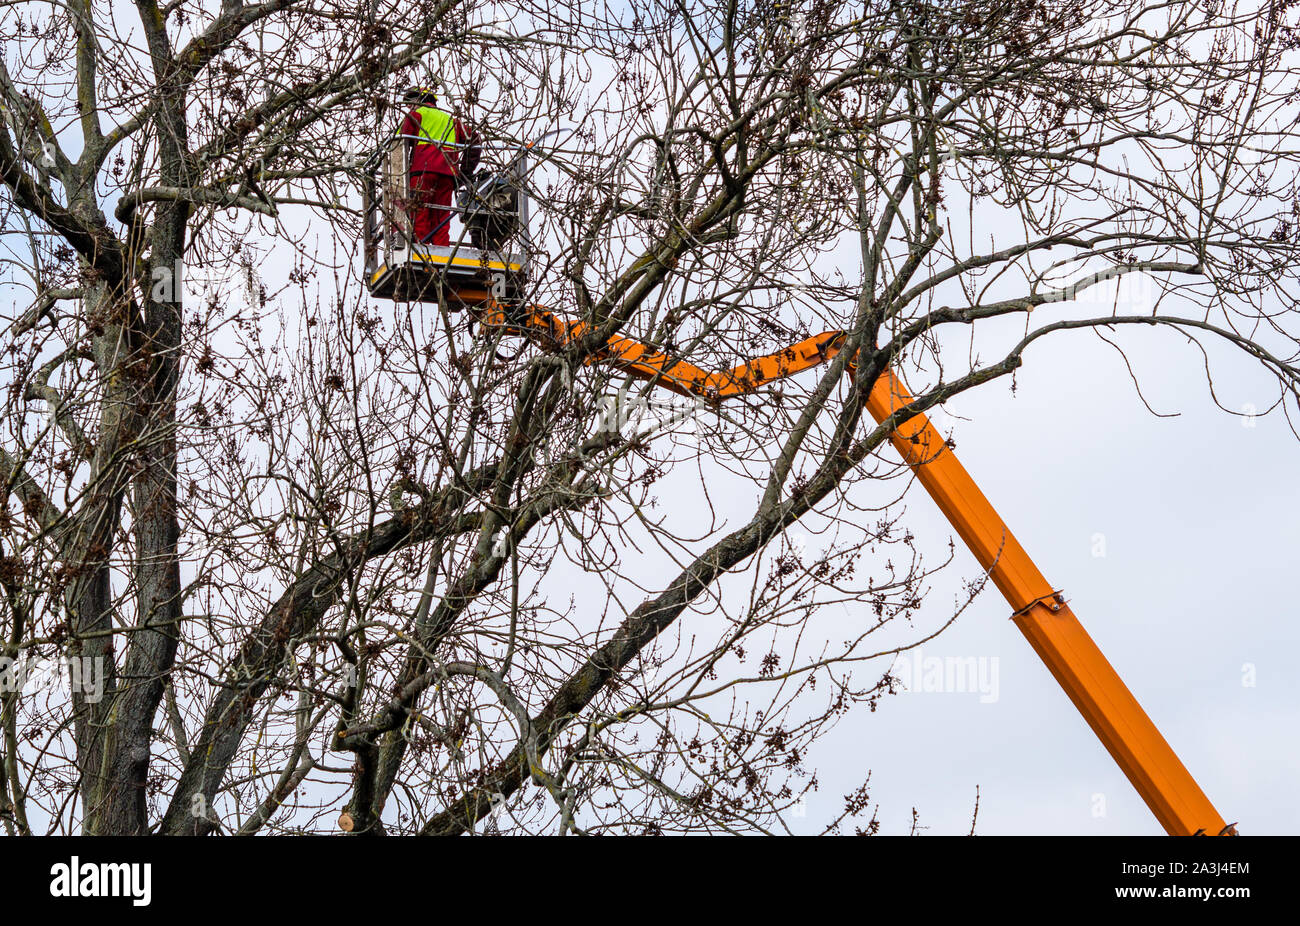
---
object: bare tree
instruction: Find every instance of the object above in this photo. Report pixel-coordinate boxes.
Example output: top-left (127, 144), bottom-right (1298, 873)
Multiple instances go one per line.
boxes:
top-left (1, 0), bottom-right (1296, 836)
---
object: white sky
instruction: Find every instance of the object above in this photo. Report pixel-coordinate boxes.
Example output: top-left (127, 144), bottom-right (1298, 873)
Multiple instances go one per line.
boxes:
top-left (801, 318), bottom-right (1300, 835)
top-left (299, 8), bottom-right (1300, 834)
top-left (2, 0), bottom-right (1295, 836)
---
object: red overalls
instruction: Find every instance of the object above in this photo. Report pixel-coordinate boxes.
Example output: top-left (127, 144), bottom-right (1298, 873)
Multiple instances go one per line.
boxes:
top-left (401, 106), bottom-right (470, 246)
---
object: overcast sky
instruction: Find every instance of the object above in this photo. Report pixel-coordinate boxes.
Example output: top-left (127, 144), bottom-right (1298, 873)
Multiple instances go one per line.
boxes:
top-left (3, 1), bottom-right (1294, 836)
top-left (348, 37), bottom-right (1300, 834)
top-left (796, 314), bottom-right (1300, 835)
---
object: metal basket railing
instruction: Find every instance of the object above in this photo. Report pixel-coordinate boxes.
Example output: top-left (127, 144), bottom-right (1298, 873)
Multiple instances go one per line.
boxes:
top-left (363, 137), bottom-right (530, 281)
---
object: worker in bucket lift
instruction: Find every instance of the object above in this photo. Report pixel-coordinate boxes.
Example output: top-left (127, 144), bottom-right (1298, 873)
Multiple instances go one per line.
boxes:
top-left (400, 87), bottom-right (480, 247)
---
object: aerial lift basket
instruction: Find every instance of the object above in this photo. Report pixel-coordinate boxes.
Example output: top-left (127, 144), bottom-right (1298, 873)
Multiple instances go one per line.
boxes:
top-left (362, 138), bottom-right (530, 308)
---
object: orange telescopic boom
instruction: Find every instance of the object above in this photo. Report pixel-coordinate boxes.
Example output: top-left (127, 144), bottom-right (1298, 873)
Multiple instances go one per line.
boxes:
top-left (471, 303), bottom-right (1233, 835)
top-left (866, 371), bottom-right (1232, 836)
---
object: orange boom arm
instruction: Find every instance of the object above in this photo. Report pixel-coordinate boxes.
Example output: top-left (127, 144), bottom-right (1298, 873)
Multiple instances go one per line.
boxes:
top-left (867, 371), bottom-right (1231, 836)
top-left (475, 303), bottom-right (1231, 835)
